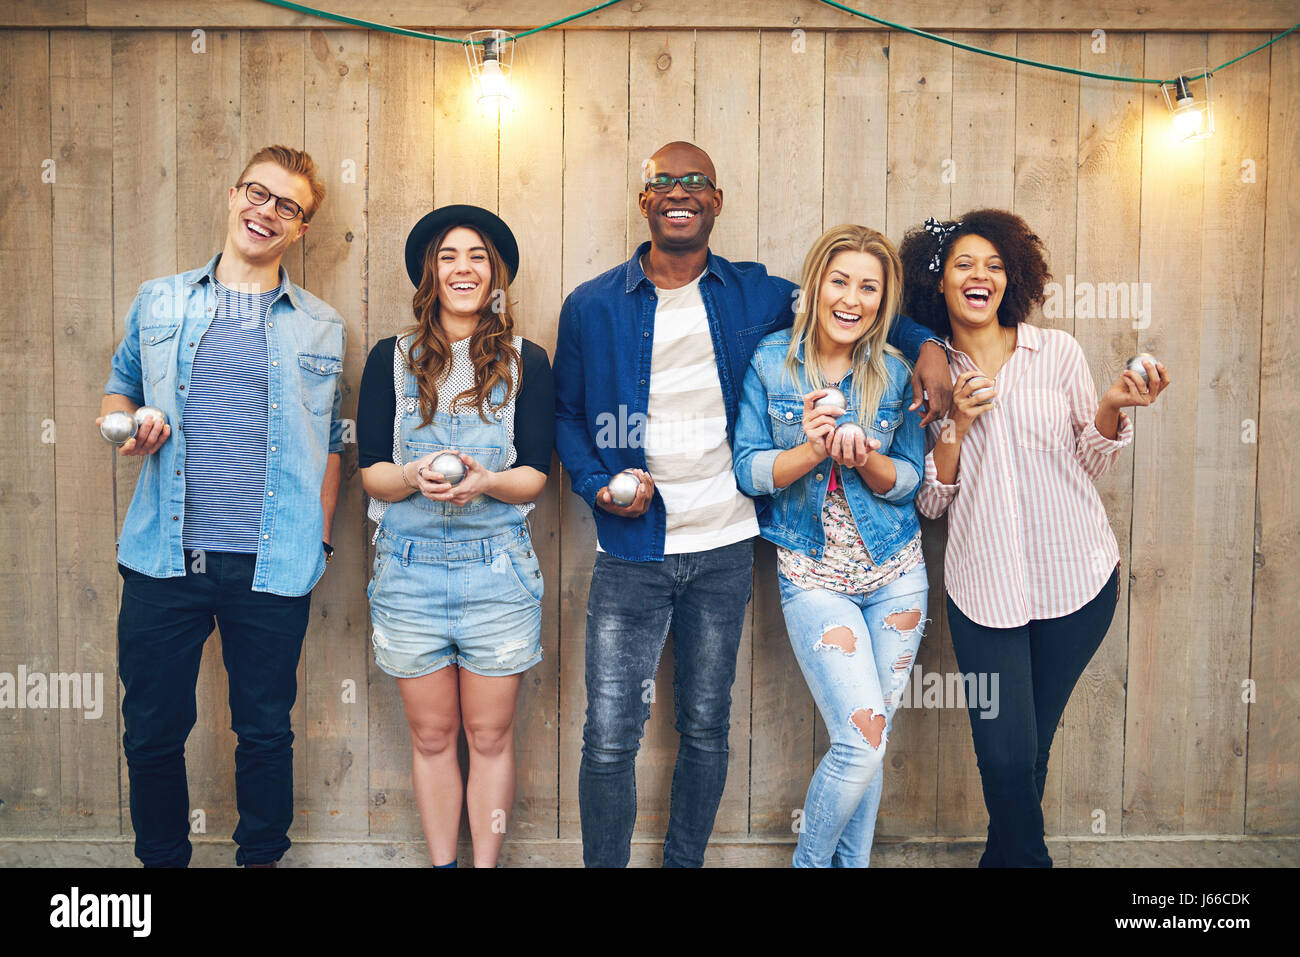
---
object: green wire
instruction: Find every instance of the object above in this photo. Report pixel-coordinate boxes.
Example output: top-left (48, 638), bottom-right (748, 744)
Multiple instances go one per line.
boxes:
top-left (815, 0), bottom-right (1297, 85)
top-left (254, 0), bottom-right (623, 43)
top-left (254, 0), bottom-right (1296, 83)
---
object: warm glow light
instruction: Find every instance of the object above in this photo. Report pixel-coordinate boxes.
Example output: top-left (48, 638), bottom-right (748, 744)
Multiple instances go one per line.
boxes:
top-left (464, 30), bottom-right (514, 117)
top-left (1161, 70), bottom-right (1215, 143)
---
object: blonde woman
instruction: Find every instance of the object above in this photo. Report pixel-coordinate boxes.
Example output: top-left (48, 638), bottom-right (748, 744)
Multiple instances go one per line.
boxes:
top-left (733, 225), bottom-right (928, 867)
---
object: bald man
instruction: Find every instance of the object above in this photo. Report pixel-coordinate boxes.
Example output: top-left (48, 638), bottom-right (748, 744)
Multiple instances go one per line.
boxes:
top-left (553, 141), bottom-right (950, 867)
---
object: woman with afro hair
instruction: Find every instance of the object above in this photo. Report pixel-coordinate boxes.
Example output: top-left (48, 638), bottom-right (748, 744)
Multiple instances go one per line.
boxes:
top-left (900, 209), bottom-right (1170, 867)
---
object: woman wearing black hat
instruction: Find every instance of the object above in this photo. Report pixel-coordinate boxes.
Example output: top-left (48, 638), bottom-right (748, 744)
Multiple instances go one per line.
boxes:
top-left (357, 206), bottom-right (555, 868)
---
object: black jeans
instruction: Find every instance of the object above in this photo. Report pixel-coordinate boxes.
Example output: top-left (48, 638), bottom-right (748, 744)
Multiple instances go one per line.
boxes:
top-left (117, 553), bottom-right (310, 867)
top-left (946, 568), bottom-right (1118, 867)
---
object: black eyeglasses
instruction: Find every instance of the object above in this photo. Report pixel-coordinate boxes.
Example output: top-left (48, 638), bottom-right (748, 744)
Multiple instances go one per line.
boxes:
top-left (644, 173), bottom-right (716, 192)
top-left (236, 181), bottom-right (307, 221)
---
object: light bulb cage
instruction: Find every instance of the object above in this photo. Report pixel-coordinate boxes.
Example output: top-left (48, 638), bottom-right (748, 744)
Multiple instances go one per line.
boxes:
top-left (463, 29), bottom-right (516, 106)
top-left (1160, 68), bottom-right (1215, 142)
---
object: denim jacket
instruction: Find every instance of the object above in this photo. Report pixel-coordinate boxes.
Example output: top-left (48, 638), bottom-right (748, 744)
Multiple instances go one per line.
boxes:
top-left (554, 241), bottom-right (937, 563)
top-left (732, 329), bottom-right (923, 565)
top-left (104, 254), bottom-right (346, 596)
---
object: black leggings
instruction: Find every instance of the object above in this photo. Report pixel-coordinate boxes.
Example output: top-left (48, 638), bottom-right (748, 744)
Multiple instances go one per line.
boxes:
top-left (946, 568), bottom-right (1119, 867)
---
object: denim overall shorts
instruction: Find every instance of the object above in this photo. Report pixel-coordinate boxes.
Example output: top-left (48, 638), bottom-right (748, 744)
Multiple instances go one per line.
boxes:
top-left (368, 337), bottom-right (543, 678)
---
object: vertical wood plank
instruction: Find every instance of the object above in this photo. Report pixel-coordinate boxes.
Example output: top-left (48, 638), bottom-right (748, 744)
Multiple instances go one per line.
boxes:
top-left (623, 27), bottom-right (696, 838)
top-left (432, 31), bottom-right (497, 210)
top-left (0, 29), bottom-right (57, 835)
top-left (823, 30), bottom-right (888, 231)
top-left (1124, 32), bottom-right (1208, 835)
top-left (694, 29), bottom-right (760, 838)
top-left (172, 25), bottom-right (243, 842)
top-left (110, 28), bottom-right (176, 843)
top-left (749, 27), bottom-right (824, 835)
top-left (1249, 29), bottom-right (1300, 835)
top-left (1060, 31), bottom-right (1144, 838)
top-left (51, 30), bottom-right (118, 836)
top-left (1013, 33), bottom-right (1081, 833)
top-left (882, 29), bottom-right (951, 838)
top-left (1181, 32), bottom-right (1268, 833)
top-left (239, 30), bottom-right (305, 286)
top-left (557, 29), bottom-right (629, 842)
top-left (302, 27), bottom-right (369, 838)
top-left (498, 28), bottom-right (564, 842)
top-left (364, 29), bottom-right (433, 840)
top-left (694, 31), bottom-right (759, 266)
top-left (931, 31), bottom-right (1016, 839)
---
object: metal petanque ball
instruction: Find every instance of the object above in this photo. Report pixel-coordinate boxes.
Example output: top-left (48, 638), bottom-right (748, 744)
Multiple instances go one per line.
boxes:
top-left (815, 387), bottom-right (847, 410)
top-left (835, 422), bottom-right (867, 450)
top-left (430, 452), bottom-right (466, 486)
top-left (608, 470), bottom-right (642, 507)
top-left (1125, 353), bottom-right (1158, 387)
top-left (99, 411), bottom-right (137, 446)
top-left (134, 405), bottom-right (167, 428)
top-left (970, 379), bottom-right (996, 406)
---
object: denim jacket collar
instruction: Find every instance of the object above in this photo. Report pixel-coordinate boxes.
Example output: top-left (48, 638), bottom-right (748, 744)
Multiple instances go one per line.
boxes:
top-left (191, 252), bottom-right (305, 312)
top-left (623, 240), bottom-right (730, 294)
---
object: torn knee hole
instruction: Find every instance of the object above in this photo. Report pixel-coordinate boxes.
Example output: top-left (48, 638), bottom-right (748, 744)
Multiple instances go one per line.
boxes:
top-left (815, 626), bottom-right (856, 655)
top-left (849, 708), bottom-right (885, 748)
top-left (884, 609), bottom-right (923, 633)
top-left (892, 651), bottom-right (913, 673)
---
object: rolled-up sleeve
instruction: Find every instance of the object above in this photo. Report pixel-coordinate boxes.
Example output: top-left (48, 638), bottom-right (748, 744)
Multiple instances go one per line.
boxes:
top-left (1063, 335), bottom-right (1133, 480)
top-left (916, 427), bottom-right (959, 519)
top-left (104, 283), bottom-right (148, 405)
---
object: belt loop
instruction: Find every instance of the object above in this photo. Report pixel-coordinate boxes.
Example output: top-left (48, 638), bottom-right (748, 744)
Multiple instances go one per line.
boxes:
top-left (483, 539), bottom-right (492, 565)
top-left (401, 540), bottom-right (412, 566)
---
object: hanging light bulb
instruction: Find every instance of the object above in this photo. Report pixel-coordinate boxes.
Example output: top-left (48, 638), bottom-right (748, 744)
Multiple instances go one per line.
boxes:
top-left (464, 30), bottom-right (515, 113)
top-left (1161, 70), bottom-right (1214, 143)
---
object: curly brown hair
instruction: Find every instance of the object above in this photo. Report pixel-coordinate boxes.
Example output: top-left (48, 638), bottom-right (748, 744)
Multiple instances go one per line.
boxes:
top-left (899, 208), bottom-right (1052, 338)
top-left (405, 225), bottom-right (520, 427)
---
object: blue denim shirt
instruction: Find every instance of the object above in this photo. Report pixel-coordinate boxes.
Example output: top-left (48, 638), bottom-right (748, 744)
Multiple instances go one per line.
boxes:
top-left (553, 241), bottom-right (935, 562)
top-left (732, 329), bottom-right (923, 565)
top-left (105, 254), bottom-right (346, 596)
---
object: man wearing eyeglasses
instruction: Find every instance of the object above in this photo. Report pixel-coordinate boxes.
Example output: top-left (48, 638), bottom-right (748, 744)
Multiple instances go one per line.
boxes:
top-left (554, 141), bottom-right (953, 867)
top-left (99, 145), bottom-right (346, 868)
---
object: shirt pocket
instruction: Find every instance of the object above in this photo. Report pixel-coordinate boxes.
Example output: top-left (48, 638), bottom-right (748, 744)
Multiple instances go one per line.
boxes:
top-left (297, 352), bottom-right (342, 415)
top-left (867, 399), bottom-right (905, 452)
top-left (140, 322), bottom-right (181, 384)
top-left (767, 395), bottom-right (806, 449)
top-left (1006, 387), bottom-right (1071, 452)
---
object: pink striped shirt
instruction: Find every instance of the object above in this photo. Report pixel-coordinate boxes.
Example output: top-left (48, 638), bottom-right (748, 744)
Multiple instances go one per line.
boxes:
top-left (916, 323), bottom-right (1132, 628)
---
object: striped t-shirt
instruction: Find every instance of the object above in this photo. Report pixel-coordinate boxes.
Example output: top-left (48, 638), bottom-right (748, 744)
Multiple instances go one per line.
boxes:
top-left (181, 280), bottom-right (279, 553)
top-left (641, 271), bottom-right (758, 555)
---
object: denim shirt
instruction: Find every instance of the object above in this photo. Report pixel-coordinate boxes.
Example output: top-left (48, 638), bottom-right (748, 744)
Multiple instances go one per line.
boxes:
top-left (732, 329), bottom-right (924, 565)
top-left (554, 241), bottom-right (937, 563)
top-left (105, 254), bottom-right (346, 596)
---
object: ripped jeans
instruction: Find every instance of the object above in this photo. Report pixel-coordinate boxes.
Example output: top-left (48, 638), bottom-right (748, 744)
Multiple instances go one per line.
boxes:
top-left (777, 563), bottom-right (928, 867)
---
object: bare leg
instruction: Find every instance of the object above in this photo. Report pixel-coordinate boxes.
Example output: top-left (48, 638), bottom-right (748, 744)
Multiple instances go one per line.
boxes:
top-left (459, 669), bottom-right (524, 868)
top-left (397, 667), bottom-right (462, 866)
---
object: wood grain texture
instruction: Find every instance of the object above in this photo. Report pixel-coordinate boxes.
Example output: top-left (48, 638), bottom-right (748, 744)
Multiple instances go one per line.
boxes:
top-left (301, 27), bottom-right (370, 838)
top-left (50, 30), bottom-right (119, 836)
top-left (557, 30), bottom-right (628, 841)
top-left (72, 0), bottom-right (1300, 31)
top-left (823, 30), bottom-right (889, 233)
top-left (0, 29), bottom-right (57, 834)
top-left (1124, 33), bottom-right (1208, 836)
top-left (1060, 31), bottom-right (1143, 838)
top-left (1249, 29), bottom-right (1300, 836)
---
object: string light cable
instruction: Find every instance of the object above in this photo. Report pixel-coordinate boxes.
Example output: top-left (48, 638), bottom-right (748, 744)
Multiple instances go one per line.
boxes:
top-left (254, 0), bottom-right (1296, 84)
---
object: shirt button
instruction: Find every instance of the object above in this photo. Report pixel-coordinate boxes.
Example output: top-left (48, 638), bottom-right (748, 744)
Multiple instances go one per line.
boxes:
top-left (643, 331), bottom-right (650, 338)
top-left (175, 469), bottom-right (181, 475)
top-left (815, 473), bottom-right (824, 482)
top-left (785, 411), bottom-right (794, 420)
top-left (149, 335), bottom-right (156, 342)
top-left (270, 445), bottom-right (277, 452)
top-left (178, 384), bottom-right (185, 391)
top-left (263, 534), bottom-right (270, 541)
top-left (640, 379), bottom-right (646, 385)
top-left (880, 419), bottom-right (888, 427)
top-left (267, 321), bottom-right (274, 328)
top-left (189, 342), bottom-right (195, 347)
top-left (267, 491), bottom-right (274, 497)
top-left (172, 515), bottom-right (179, 521)
top-left (272, 360), bottom-right (278, 367)
top-left (271, 403), bottom-right (278, 409)
top-left (319, 365), bottom-right (327, 372)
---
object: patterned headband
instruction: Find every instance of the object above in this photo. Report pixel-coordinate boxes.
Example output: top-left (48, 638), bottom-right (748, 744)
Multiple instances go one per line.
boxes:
top-left (924, 217), bottom-right (962, 274)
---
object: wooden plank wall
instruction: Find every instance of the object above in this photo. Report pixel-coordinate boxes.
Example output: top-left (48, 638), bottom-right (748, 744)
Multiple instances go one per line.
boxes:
top-left (1, 22), bottom-right (1296, 859)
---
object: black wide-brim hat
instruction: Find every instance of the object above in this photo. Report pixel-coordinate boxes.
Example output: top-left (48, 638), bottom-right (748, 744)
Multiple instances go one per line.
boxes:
top-left (404, 204), bottom-right (520, 288)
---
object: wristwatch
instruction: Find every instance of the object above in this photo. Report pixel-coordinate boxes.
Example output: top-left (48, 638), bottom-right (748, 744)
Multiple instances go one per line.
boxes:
top-left (323, 542), bottom-right (334, 564)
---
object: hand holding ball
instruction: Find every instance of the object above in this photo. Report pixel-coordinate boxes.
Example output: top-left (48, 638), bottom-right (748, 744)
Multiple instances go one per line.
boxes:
top-left (608, 470), bottom-right (642, 507)
top-left (1125, 353), bottom-right (1159, 387)
top-left (99, 411), bottom-right (137, 446)
top-left (815, 387), bottom-right (847, 411)
top-left (429, 451), bottom-right (466, 486)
